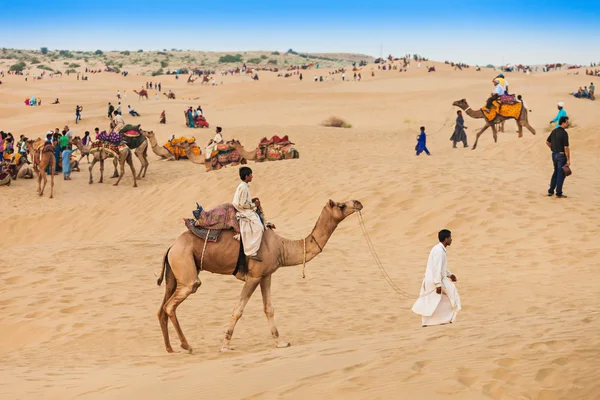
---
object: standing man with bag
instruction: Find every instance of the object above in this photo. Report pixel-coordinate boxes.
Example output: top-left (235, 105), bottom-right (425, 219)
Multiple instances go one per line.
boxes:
top-left (546, 116), bottom-right (571, 198)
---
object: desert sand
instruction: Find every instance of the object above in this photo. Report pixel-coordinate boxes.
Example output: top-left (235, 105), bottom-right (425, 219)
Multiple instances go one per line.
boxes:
top-left (1, 61), bottom-right (599, 400)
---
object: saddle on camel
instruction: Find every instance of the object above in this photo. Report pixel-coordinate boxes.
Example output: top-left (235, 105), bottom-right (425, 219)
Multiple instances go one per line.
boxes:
top-left (163, 136), bottom-right (201, 160)
top-left (482, 93), bottom-right (523, 122)
top-left (207, 140), bottom-right (244, 170)
top-left (90, 124), bottom-right (145, 158)
top-left (256, 135), bottom-right (298, 162)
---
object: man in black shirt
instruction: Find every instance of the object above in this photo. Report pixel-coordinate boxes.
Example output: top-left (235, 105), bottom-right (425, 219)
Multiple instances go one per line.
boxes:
top-left (546, 116), bottom-right (571, 198)
top-left (107, 102), bottom-right (114, 119)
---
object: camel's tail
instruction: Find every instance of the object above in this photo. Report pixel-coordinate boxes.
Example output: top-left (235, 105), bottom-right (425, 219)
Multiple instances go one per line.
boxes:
top-left (157, 247), bottom-right (171, 286)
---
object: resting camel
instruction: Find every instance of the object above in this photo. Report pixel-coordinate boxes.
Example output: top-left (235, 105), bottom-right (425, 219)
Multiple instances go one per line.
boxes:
top-left (134, 89), bottom-right (148, 100)
top-left (175, 141), bottom-right (245, 171)
top-left (25, 139), bottom-right (55, 198)
top-left (452, 99), bottom-right (536, 150)
top-left (157, 199), bottom-right (363, 353)
top-left (144, 131), bottom-right (175, 160)
top-left (72, 136), bottom-right (91, 163)
top-left (230, 141), bottom-right (299, 161)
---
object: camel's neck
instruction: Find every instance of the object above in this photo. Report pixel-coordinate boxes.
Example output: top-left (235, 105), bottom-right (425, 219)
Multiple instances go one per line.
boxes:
top-left (465, 106), bottom-right (483, 119)
top-left (186, 146), bottom-right (205, 164)
top-left (236, 146), bottom-right (256, 160)
top-left (280, 208), bottom-right (340, 267)
top-left (148, 136), bottom-right (160, 149)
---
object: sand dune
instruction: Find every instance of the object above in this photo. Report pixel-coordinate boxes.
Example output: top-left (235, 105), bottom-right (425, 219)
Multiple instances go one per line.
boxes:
top-left (1, 62), bottom-right (599, 399)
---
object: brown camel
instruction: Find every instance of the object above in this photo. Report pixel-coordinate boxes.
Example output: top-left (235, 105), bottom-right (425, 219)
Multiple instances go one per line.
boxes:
top-left (230, 141), bottom-right (299, 162)
top-left (72, 136), bottom-right (91, 163)
top-left (201, 76), bottom-right (210, 85)
top-left (163, 92), bottom-right (176, 100)
top-left (157, 199), bottom-right (363, 353)
top-left (452, 99), bottom-right (536, 150)
top-left (134, 89), bottom-right (148, 100)
top-left (175, 141), bottom-right (246, 172)
top-left (25, 139), bottom-right (55, 198)
top-left (88, 145), bottom-right (138, 187)
top-left (144, 131), bottom-right (175, 160)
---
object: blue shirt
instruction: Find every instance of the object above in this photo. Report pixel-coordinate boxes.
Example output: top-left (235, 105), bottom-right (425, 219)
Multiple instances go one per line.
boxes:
top-left (551, 109), bottom-right (567, 128)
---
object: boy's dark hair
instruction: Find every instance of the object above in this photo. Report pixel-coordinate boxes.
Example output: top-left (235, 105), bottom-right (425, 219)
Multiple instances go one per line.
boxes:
top-left (239, 167), bottom-right (253, 181)
top-left (438, 229), bottom-right (452, 242)
top-left (559, 116), bottom-right (569, 125)
top-left (420, 126), bottom-right (425, 131)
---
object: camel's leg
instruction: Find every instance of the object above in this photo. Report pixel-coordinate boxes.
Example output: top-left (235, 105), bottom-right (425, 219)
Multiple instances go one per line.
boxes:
top-left (88, 157), bottom-right (97, 184)
top-left (164, 284), bottom-right (196, 353)
top-left (517, 122), bottom-right (524, 138)
top-left (471, 124), bottom-right (490, 150)
top-left (49, 162), bottom-right (54, 199)
top-left (221, 277), bottom-right (261, 352)
top-left (491, 123), bottom-right (498, 143)
top-left (523, 120), bottom-right (536, 135)
top-left (111, 156), bottom-right (119, 178)
top-left (99, 158), bottom-right (105, 183)
top-left (260, 275), bottom-right (290, 348)
top-left (39, 166), bottom-right (47, 196)
top-left (158, 266), bottom-right (177, 353)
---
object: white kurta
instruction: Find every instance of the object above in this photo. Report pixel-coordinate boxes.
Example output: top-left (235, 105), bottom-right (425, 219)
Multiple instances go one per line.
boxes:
top-left (205, 133), bottom-right (224, 160)
top-left (412, 243), bottom-right (461, 326)
top-left (233, 181), bottom-right (264, 256)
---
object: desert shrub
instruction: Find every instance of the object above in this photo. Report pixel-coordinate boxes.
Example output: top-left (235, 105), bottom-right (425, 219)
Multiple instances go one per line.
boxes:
top-left (30, 57), bottom-right (41, 64)
top-left (37, 65), bottom-right (54, 71)
top-left (486, 64), bottom-right (495, 68)
top-left (120, 50), bottom-right (130, 55)
top-left (322, 116), bottom-right (352, 128)
top-left (271, 51), bottom-right (280, 55)
top-left (9, 61), bottom-right (26, 72)
top-left (95, 50), bottom-right (103, 55)
top-left (247, 58), bottom-right (262, 64)
top-left (287, 49), bottom-right (298, 55)
top-left (63, 61), bottom-right (69, 65)
top-left (66, 68), bottom-right (77, 73)
top-left (137, 49), bottom-right (143, 53)
top-left (40, 47), bottom-right (48, 55)
top-left (160, 60), bottom-right (169, 68)
top-left (219, 54), bottom-right (243, 63)
top-left (118, 62), bottom-right (123, 68)
top-left (69, 63), bottom-right (80, 68)
top-left (59, 50), bottom-right (74, 58)
top-left (260, 55), bottom-right (268, 60)
top-left (152, 68), bottom-right (164, 76)
top-left (267, 59), bottom-right (277, 65)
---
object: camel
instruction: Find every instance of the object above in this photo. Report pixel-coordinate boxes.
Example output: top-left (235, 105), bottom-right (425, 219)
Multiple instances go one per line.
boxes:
top-left (134, 89), bottom-right (148, 100)
top-left (201, 76), bottom-right (210, 85)
top-left (175, 141), bottom-right (245, 171)
top-left (157, 199), bottom-right (363, 353)
top-left (88, 144), bottom-right (138, 187)
top-left (230, 141), bottom-right (299, 162)
top-left (452, 99), bottom-right (536, 150)
top-left (144, 131), bottom-right (175, 160)
top-left (164, 92), bottom-right (176, 100)
top-left (25, 139), bottom-right (55, 198)
top-left (72, 136), bottom-right (91, 163)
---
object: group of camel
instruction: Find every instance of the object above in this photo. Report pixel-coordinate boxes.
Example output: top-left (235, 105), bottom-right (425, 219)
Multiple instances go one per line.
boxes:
top-left (133, 89), bottom-right (176, 100)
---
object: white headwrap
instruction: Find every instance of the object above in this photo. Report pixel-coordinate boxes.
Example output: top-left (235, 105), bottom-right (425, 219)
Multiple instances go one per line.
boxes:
top-left (558, 102), bottom-right (564, 107)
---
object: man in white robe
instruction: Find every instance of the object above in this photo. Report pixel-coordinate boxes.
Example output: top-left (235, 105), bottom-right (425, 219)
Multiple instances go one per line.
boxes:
top-left (233, 167), bottom-right (264, 261)
top-left (412, 229), bottom-right (461, 327)
top-left (205, 126), bottom-right (224, 161)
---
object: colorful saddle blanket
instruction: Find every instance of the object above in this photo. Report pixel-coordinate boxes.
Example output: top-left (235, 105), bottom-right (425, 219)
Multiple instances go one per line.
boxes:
top-left (96, 131), bottom-right (121, 146)
top-left (259, 135), bottom-right (293, 147)
top-left (209, 143), bottom-right (241, 168)
top-left (255, 144), bottom-right (297, 162)
top-left (90, 140), bottom-right (126, 158)
top-left (499, 94), bottom-right (517, 104)
top-left (163, 136), bottom-right (199, 160)
top-left (190, 203), bottom-right (240, 232)
top-left (482, 100), bottom-right (523, 121)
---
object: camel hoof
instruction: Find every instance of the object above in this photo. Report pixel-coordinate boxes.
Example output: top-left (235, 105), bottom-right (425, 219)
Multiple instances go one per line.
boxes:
top-left (220, 346), bottom-right (234, 353)
top-left (181, 345), bottom-right (193, 354)
top-left (133, 184), bottom-right (138, 188)
top-left (166, 347), bottom-right (174, 353)
top-left (113, 183), bottom-right (118, 186)
top-left (276, 342), bottom-right (291, 348)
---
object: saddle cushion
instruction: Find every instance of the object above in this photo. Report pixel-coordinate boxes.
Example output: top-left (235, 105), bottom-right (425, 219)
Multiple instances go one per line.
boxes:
top-left (482, 101), bottom-right (523, 121)
top-left (193, 203), bottom-right (240, 232)
top-left (499, 94), bottom-right (517, 104)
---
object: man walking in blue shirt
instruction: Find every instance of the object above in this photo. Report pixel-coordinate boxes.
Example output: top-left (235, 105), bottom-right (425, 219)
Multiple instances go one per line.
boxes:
top-left (550, 102), bottom-right (567, 128)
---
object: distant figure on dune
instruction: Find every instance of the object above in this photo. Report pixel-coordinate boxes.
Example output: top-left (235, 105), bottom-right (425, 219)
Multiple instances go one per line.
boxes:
top-left (550, 102), bottom-right (567, 128)
top-left (160, 110), bottom-right (166, 124)
top-left (412, 229), bottom-right (461, 327)
top-left (415, 126), bottom-right (431, 156)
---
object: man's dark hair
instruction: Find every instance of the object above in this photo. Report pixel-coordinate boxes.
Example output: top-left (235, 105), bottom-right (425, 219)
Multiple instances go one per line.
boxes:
top-left (84, 131), bottom-right (90, 135)
top-left (457, 110), bottom-right (462, 114)
top-left (559, 116), bottom-right (569, 125)
top-left (216, 126), bottom-right (222, 133)
top-left (438, 229), bottom-right (452, 242)
top-left (420, 126), bottom-right (425, 131)
top-left (239, 166), bottom-right (253, 181)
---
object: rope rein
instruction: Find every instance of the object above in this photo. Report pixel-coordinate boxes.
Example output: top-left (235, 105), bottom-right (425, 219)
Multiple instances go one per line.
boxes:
top-left (302, 238), bottom-right (306, 279)
top-left (199, 229), bottom-right (210, 271)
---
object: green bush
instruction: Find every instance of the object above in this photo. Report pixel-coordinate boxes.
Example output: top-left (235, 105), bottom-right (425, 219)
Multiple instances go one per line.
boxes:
top-left (30, 57), bottom-right (41, 64)
top-left (59, 50), bottom-right (74, 58)
top-left (287, 49), bottom-right (298, 55)
top-left (69, 63), bottom-right (80, 68)
top-left (271, 51), bottom-right (280, 55)
top-left (267, 59), bottom-right (277, 65)
top-left (37, 65), bottom-right (54, 71)
top-left (152, 68), bottom-right (164, 76)
top-left (66, 68), bottom-right (77, 73)
top-left (247, 58), bottom-right (262, 64)
top-left (40, 47), bottom-right (48, 55)
top-left (95, 49), bottom-right (103, 55)
top-left (137, 49), bottom-right (143, 53)
top-left (120, 50), bottom-right (130, 55)
top-left (218, 54), bottom-right (243, 63)
top-left (160, 60), bottom-right (169, 68)
top-left (9, 61), bottom-right (26, 72)
top-left (486, 64), bottom-right (495, 68)
top-left (260, 55), bottom-right (268, 60)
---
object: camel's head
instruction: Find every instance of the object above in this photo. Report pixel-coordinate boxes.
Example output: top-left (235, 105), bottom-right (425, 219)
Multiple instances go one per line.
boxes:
top-left (452, 99), bottom-right (468, 109)
top-left (143, 130), bottom-right (155, 138)
top-left (327, 199), bottom-right (363, 222)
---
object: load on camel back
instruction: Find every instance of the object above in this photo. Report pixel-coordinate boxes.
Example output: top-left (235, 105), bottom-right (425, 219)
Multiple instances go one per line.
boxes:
top-left (163, 136), bottom-right (201, 160)
top-left (481, 94), bottom-right (523, 121)
top-left (90, 124), bottom-right (145, 158)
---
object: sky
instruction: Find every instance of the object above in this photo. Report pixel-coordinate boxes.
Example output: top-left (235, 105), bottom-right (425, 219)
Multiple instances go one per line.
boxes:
top-left (1, 0), bottom-right (599, 65)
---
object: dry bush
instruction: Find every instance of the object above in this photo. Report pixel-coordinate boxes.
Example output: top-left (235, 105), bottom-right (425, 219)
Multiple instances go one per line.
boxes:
top-left (322, 116), bottom-right (352, 128)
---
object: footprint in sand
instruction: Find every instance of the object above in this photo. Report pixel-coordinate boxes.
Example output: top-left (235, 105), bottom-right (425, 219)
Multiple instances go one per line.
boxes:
top-left (411, 360), bottom-right (431, 373)
top-left (495, 358), bottom-right (518, 368)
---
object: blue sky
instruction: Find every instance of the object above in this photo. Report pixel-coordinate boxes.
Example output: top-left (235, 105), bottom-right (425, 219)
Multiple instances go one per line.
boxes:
top-left (1, 0), bottom-right (599, 65)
